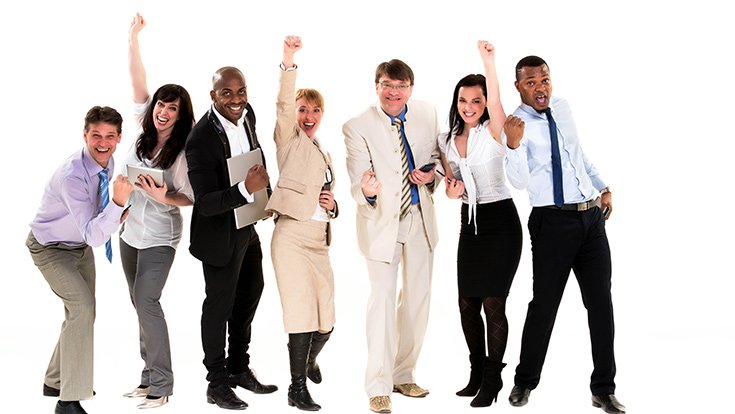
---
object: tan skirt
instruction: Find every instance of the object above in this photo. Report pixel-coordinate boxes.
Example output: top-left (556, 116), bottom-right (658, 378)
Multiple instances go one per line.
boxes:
top-left (271, 216), bottom-right (335, 333)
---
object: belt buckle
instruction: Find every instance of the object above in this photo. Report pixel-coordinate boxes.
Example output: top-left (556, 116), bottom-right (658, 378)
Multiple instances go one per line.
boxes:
top-left (577, 201), bottom-right (589, 211)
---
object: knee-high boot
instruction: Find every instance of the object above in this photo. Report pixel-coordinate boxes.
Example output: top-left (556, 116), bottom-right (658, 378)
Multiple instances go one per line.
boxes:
top-left (307, 329), bottom-right (332, 384)
top-left (456, 354), bottom-right (485, 396)
top-left (288, 333), bottom-right (321, 411)
top-left (470, 359), bottom-right (506, 407)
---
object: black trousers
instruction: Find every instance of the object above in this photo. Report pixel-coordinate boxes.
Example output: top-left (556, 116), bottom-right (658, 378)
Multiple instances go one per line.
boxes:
top-left (514, 206), bottom-right (616, 395)
top-left (200, 225), bottom-right (264, 385)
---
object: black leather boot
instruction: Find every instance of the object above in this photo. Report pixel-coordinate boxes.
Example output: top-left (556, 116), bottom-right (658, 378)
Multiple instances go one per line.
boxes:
top-left (470, 359), bottom-right (506, 407)
top-left (456, 354), bottom-right (485, 396)
top-left (307, 329), bottom-right (332, 384)
top-left (288, 333), bottom-right (321, 411)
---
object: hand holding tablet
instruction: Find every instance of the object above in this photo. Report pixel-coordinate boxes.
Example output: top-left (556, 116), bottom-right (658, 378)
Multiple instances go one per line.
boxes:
top-left (127, 165), bottom-right (164, 187)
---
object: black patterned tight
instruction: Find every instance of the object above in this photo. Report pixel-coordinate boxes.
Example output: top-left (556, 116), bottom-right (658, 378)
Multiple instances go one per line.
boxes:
top-left (458, 296), bottom-right (508, 361)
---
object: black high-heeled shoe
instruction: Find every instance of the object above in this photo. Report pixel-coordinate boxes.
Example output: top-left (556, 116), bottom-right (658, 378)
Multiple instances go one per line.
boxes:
top-left (470, 359), bottom-right (506, 407)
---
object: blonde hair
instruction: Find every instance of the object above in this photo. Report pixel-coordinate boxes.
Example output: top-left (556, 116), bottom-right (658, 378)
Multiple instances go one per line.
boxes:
top-left (295, 88), bottom-right (324, 112)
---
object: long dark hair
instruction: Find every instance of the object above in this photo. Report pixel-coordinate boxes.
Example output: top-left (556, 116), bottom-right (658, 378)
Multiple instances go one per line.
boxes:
top-left (136, 84), bottom-right (194, 169)
top-left (446, 74), bottom-right (489, 142)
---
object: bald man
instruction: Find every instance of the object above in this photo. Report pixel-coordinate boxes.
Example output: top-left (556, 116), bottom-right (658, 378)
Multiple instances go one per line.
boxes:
top-left (185, 67), bottom-right (276, 410)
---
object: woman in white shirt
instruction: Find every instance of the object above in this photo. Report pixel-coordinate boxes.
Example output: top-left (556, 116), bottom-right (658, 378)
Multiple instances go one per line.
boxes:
top-left (438, 41), bottom-right (523, 408)
top-left (119, 14), bottom-right (194, 409)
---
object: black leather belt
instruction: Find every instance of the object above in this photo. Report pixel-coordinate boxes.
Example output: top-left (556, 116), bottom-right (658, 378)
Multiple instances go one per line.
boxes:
top-left (542, 197), bottom-right (600, 211)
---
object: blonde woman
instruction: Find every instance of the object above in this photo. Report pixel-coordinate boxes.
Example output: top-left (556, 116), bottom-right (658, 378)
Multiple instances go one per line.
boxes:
top-left (266, 36), bottom-right (337, 412)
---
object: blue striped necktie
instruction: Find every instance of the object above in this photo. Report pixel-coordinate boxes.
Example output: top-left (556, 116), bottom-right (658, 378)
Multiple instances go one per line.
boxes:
top-left (392, 118), bottom-right (412, 218)
top-left (98, 169), bottom-right (112, 262)
top-left (545, 108), bottom-right (564, 208)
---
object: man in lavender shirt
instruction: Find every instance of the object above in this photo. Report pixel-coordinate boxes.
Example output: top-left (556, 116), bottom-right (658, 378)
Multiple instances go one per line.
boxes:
top-left (26, 106), bottom-right (134, 414)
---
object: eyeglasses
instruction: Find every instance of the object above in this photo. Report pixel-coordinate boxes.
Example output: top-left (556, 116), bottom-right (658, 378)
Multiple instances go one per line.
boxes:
top-left (379, 82), bottom-right (411, 91)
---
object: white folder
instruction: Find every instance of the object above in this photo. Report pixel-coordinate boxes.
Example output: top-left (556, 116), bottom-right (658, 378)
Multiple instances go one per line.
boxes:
top-left (226, 148), bottom-right (269, 229)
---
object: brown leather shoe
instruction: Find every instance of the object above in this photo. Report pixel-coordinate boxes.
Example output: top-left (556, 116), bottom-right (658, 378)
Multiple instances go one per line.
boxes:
top-left (392, 383), bottom-right (429, 397)
top-left (369, 395), bottom-right (392, 413)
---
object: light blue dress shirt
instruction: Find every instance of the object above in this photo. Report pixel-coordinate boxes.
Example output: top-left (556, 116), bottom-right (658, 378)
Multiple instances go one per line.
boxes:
top-left (504, 96), bottom-right (607, 207)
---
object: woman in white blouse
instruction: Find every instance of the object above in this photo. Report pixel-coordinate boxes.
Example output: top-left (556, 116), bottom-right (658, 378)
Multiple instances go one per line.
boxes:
top-left (118, 13), bottom-right (194, 409)
top-left (438, 41), bottom-right (524, 408)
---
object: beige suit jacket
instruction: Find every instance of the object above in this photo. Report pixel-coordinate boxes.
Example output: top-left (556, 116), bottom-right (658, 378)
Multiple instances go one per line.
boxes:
top-left (266, 69), bottom-right (337, 241)
top-left (343, 99), bottom-right (440, 263)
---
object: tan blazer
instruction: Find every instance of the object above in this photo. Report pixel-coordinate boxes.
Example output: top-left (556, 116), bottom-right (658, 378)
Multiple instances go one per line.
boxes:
top-left (266, 69), bottom-right (337, 242)
top-left (343, 99), bottom-right (440, 263)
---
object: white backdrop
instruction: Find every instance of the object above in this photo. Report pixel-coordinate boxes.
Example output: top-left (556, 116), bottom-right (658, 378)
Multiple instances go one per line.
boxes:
top-left (1, 1), bottom-right (732, 413)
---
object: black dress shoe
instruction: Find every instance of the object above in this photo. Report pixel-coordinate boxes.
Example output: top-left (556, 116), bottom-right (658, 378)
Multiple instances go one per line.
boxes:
top-left (508, 385), bottom-right (531, 407)
top-left (592, 394), bottom-right (626, 414)
top-left (228, 369), bottom-right (278, 394)
top-left (207, 383), bottom-right (248, 410)
top-left (44, 384), bottom-right (60, 397)
top-left (55, 401), bottom-right (88, 414)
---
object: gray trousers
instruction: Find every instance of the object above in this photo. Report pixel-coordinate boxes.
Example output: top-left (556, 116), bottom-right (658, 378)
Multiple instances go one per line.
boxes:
top-left (119, 240), bottom-right (176, 397)
top-left (26, 231), bottom-right (96, 401)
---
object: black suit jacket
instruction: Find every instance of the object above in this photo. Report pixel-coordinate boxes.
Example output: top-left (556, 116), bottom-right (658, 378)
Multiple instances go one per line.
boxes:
top-left (185, 104), bottom-right (267, 266)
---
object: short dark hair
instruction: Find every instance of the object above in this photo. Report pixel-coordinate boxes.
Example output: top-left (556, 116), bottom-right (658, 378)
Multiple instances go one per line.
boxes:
top-left (447, 74), bottom-right (489, 141)
top-left (375, 59), bottom-right (414, 85)
top-left (84, 106), bottom-right (123, 133)
top-left (515, 55), bottom-right (548, 81)
top-left (136, 84), bottom-right (195, 170)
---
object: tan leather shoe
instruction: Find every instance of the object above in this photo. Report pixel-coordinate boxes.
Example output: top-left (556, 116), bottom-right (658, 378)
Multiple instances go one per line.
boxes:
top-left (393, 383), bottom-right (429, 398)
top-left (369, 395), bottom-right (392, 413)
top-left (123, 387), bottom-right (149, 398)
top-left (137, 395), bottom-right (168, 409)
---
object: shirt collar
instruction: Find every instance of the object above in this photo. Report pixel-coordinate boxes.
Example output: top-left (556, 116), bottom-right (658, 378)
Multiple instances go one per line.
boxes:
top-left (81, 146), bottom-right (109, 177)
top-left (519, 101), bottom-right (554, 119)
top-left (211, 104), bottom-right (248, 129)
top-left (383, 105), bottom-right (408, 124)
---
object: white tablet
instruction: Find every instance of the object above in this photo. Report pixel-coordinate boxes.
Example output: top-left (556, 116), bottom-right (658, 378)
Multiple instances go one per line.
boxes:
top-left (127, 164), bottom-right (165, 187)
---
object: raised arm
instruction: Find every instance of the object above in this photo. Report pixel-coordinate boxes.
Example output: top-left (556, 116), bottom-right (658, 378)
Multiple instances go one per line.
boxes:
top-left (478, 40), bottom-right (506, 142)
top-left (282, 35), bottom-right (300, 69)
top-left (274, 36), bottom-right (302, 147)
top-left (128, 13), bottom-right (150, 104)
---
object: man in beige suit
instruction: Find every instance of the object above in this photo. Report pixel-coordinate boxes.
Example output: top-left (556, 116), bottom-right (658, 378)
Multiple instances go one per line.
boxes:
top-left (343, 59), bottom-right (440, 414)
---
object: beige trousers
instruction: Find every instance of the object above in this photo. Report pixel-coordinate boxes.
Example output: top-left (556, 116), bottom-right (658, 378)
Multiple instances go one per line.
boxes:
top-left (364, 206), bottom-right (434, 397)
top-left (26, 231), bottom-right (96, 401)
top-left (271, 217), bottom-right (335, 333)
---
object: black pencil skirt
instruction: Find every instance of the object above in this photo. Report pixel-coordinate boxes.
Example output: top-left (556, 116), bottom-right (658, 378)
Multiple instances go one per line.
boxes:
top-left (457, 198), bottom-right (523, 297)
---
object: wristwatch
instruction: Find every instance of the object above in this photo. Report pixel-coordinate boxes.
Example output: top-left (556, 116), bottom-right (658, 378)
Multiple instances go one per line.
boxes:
top-left (600, 186), bottom-right (611, 195)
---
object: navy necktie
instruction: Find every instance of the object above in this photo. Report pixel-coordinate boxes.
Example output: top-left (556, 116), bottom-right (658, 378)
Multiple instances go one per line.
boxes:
top-left (545, 108), bottom-right (564, 208)
top-left (98, 169), bottom-right (112, 262)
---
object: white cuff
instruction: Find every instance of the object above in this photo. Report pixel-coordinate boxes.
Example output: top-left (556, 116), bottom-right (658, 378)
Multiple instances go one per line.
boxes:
top-left (238, 181), bottom-right (255, 203)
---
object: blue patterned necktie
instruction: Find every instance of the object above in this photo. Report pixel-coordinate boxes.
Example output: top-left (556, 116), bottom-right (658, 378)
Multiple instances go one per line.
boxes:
top-left (545, 108), bottom-right (564, 208)
top-left (98, 169), bottom-right (112, 262)
top-left (392, 118), bottom-right (412, 218)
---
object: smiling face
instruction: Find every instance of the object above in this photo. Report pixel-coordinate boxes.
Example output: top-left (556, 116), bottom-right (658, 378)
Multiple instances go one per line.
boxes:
top-left (296, 97), bottom-right (323, 139)
top-left (152, 98), bottom-right (180, 137)
top-left (84, 122), bottom-right (121, 168)
top-left (457, 85), bottom-right (486, 128)
top-left (376, 76), bottom-right (412, 117)
top-left (515, 64), bottom-right (552, 112)
top-left (211, 68), bottom-right (247, 124)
